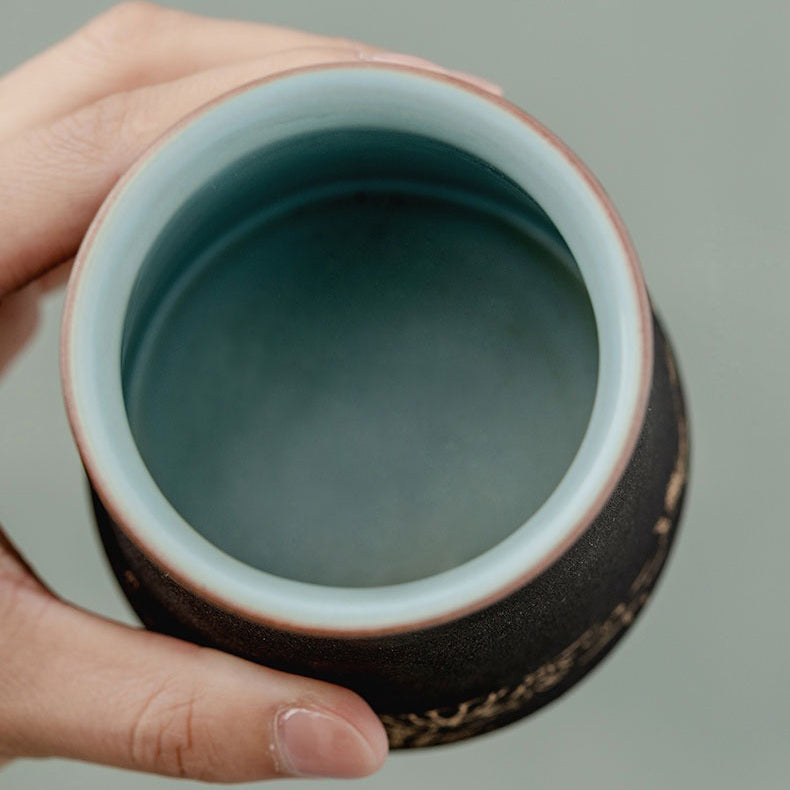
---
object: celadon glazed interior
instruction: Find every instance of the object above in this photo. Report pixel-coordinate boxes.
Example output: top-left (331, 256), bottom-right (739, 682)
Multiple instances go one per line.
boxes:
top-left (63, 64), bottom-right (652, 632)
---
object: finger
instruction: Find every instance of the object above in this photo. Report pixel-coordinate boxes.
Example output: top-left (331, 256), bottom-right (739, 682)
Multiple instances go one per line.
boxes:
top-left (0, 45), bottom-right (364, 297)
top-left (0, 530), bottom-right (387, 781)
top-left (0, 1), bottom-right (374, 141)
top-left (0, 45), bottom-right (492, 297)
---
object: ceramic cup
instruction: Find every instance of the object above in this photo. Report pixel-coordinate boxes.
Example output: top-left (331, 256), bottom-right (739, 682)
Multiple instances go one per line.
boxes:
top-left (61, 63), bottom-right (689, 748)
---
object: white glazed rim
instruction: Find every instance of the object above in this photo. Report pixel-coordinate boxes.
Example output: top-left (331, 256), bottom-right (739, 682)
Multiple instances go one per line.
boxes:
top-left (61, 63), bottom-right (653, 636)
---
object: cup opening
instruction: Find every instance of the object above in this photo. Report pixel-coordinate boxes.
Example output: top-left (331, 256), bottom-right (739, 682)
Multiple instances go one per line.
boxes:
top-left (63, 65), bottom-right (650, 631)
top-left (120, 128), bottom-right (598, 587)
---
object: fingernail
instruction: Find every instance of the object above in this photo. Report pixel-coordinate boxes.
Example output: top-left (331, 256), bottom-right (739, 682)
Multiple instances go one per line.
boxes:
top-left (363, 51), bottom-right (504, 96)
top-left (274, 705), bottom-right (384, 778)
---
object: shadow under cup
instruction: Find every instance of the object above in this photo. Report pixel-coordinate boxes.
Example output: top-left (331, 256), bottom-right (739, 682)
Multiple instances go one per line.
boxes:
top-left (120, 127), bottom-right (599, 589)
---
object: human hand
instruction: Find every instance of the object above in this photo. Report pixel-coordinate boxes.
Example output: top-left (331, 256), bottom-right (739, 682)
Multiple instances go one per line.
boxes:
top-left (0, 3), bottom-right (500, 781)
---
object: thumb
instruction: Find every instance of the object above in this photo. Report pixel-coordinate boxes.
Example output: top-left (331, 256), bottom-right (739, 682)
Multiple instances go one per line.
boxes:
top-left (0, 529), bottom-right (388, 782)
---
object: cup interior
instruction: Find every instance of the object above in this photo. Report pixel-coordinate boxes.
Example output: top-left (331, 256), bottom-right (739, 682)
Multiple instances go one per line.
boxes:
top-left (65, 65), bottom-right (649, 629)
top-left (121, 127), bottom-right (598, 587)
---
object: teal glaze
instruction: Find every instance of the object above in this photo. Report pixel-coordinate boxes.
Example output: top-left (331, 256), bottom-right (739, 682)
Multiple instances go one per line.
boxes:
top-left (121, 129), bottom-right (598, 587)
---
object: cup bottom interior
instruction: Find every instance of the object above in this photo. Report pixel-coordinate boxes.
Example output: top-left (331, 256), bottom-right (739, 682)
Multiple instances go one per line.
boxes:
top-left (121, 129), bottom-right (598, 587)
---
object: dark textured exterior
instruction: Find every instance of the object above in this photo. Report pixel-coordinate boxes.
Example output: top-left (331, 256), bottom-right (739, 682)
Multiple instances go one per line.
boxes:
top-left (91, 312), bottom-right (688, 748)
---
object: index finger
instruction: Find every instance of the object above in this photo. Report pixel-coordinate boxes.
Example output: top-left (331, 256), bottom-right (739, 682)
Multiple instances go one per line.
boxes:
top-left (0, 46), bottom-right (366, 297)
top-left (0, 2), bottom-right (374, 141)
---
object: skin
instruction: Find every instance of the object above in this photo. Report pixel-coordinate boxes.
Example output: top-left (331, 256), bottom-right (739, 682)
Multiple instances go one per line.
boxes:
top-left (0, 2), bottom-right (502, 782)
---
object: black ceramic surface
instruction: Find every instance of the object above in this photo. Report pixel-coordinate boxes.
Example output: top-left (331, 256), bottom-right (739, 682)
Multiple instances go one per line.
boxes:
top-left (92, 311), bottom-right (687, 748)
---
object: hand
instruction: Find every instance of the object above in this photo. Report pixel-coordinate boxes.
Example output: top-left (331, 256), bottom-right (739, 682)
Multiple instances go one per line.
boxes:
top-left (0, 3), bottom-right (501, 781)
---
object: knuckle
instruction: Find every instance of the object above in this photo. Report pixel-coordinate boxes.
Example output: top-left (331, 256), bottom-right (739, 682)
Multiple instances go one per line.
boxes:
top-left (76, 2), bottom-right (177, 59)
top-left (38, 91), bottom-right (136, 168)
top-left (84, 2), bottom-right (164, 41)
top-left (128, 679), bottom-right (212, 779)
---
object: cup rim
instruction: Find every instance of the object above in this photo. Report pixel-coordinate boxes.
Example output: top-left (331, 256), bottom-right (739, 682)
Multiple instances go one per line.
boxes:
top-left (61, 61), bottom-right (653, 636)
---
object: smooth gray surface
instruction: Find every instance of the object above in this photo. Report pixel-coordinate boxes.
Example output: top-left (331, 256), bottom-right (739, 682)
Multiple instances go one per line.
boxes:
top-left (0, 1), bottom-right (788, 788)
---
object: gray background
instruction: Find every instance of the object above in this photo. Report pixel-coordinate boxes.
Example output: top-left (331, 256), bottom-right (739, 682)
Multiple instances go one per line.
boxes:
top-left (1, 0), bottom-right (787, 787)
